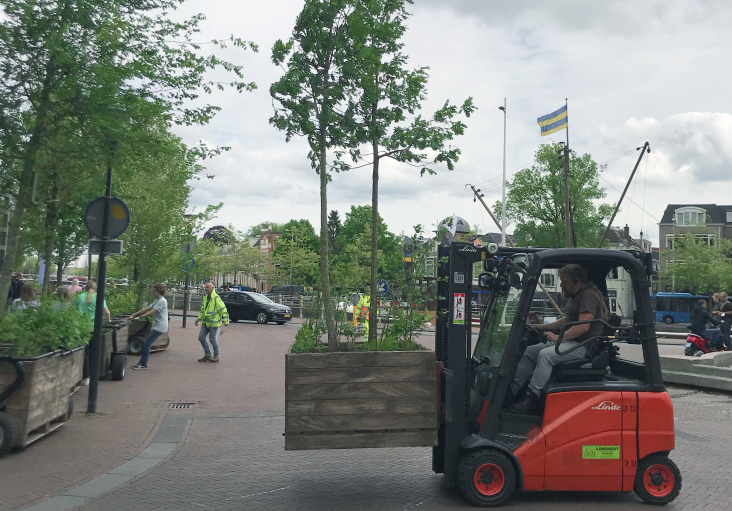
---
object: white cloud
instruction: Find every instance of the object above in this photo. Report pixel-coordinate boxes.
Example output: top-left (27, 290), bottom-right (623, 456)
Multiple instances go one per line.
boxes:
top-left (165, 0), bottom-right (732, 249)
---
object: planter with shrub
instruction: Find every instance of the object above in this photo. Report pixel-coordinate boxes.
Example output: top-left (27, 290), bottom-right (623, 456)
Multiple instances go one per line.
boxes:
top-left (0, 300), bottom-right (90, 456)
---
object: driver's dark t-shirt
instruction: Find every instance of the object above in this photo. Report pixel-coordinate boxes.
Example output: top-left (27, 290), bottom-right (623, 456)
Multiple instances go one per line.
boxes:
top-left (564, 287), bottom-right (604, 343)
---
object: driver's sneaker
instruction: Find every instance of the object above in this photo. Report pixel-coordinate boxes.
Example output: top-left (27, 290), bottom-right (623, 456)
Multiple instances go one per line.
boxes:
top-left (131, 364), bottom-right (147, 370)
top-left (510, 390), bottom-right (540, 415)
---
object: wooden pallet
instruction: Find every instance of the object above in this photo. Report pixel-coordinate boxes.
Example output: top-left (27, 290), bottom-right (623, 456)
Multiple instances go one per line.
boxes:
top-left (285, 350), bottom-right (437, 450)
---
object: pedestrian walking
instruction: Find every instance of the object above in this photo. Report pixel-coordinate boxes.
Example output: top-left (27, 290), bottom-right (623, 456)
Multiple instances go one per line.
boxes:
top-left (67, 278), bottom-right (82, 294)
top-left (130, 283), bottom-right (169, 370)
top-left (195, 282), bottom-right (229, 362)
top-left (713, 292), bottom-right (732, 350)
top-left (75, 280), bottom-right (111, 385)
top-left (8, 272), bottom-right (24, 302)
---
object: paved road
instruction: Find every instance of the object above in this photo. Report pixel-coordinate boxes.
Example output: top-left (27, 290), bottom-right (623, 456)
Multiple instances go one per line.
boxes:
top-left (2, 320), bottom-right (731, 510)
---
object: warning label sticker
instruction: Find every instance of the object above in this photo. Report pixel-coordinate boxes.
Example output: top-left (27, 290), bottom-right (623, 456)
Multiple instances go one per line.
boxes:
top-left (453, 293), bottom-right (466, 325)
top-left (582, 445), bottom-right (620, 460)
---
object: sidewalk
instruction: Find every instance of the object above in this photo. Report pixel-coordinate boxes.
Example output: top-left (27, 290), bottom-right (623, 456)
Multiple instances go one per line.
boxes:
top-left (0, 318), bottom-right (293, 511)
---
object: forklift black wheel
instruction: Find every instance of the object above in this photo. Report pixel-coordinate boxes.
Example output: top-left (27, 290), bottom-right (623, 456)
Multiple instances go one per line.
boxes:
top-left (457, 449), bottom-right (516, 507)
top-left (0, 411), bottom-right (18, 457)
top-left (634, 454), bottom-right (682, 505)
top-left (111, 355), bottom-right (126, 381)
top-left (128, 336), bottom-right (144, 355)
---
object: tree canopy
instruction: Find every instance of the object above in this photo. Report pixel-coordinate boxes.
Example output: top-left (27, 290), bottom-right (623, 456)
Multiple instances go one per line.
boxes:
top-left (496, 143), bottom-right (613, 248)
top-left (662, 233), bottom-right (732, 295)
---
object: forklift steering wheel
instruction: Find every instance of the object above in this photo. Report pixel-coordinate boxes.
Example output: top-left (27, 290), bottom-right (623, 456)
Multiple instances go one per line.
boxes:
top-left (524, 324), bottom-right (544, 345)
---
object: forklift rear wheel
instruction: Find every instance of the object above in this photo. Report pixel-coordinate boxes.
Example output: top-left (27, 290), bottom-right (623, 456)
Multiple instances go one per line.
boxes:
top-left (0, 411), bottom-right (18, 457)
top-left (634, 454), bottom-right (682, 505)
top-left (457, 449), bottom-right (516, 507)
top-left (128, 336), bottom-right (144, 355)
top-left (111, 355), bottom-right (126, 381)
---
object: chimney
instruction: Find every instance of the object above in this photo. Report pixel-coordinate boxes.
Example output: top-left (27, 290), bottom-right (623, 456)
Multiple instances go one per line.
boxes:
top-left (623, 225), bottom-right (630, 240)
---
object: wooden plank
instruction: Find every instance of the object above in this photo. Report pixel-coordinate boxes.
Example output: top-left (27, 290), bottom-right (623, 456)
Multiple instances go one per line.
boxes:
top-left (286, 365), bottom-right (434, 385)
top-left (286, 412), bottom-right (436, 432)
top-left (286, 397), bottom-right (436, 416)
top-left (285, 429), bottom-right (437, 450)
top-left (286, 381), bottom-right (434, 401)
top-left (286, 351), bottom-right (435, 370)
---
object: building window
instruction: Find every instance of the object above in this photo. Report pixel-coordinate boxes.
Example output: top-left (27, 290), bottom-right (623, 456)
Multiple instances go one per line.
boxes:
top-left (540, 273), bottom-right (555, 287)
top-left (727, 211), bottom-right (732, 223)
top-left (666, 235), bottom-right (674, 250)
top-left (695, 234), bottom-right (715, 246)
top-left (607, 268), bottom-right (619, 280)
top-left (674, 207), bottom-right (705, 226)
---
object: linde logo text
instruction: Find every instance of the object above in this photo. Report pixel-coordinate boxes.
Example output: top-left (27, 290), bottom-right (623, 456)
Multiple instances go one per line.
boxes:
top-left (458, 246), bottom-right (477, 252)
top-left (591, 401), bottom-right (621, 411)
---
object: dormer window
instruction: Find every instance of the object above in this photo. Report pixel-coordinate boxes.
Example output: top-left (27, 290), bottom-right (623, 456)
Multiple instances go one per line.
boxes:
top-left (674, 207), bottom-right (705, 226)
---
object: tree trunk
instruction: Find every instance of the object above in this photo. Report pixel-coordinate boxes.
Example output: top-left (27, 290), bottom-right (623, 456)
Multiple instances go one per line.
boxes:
top-left (369, 142), bottom-right (379, 344)
top-left (318, 130), bottom-right (336, 350)
top-left (0, 56), bottom-right (57, 317)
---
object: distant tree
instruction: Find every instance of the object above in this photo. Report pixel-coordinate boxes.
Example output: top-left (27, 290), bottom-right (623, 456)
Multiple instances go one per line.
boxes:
top-left (327, 210), bottom-right (342, 251)
top-left (203, 225), bottom-right (231, 245)
top-left (495, 143), bottom-right (613, 248)
top-left (662, 233), bottom-right (732, 295)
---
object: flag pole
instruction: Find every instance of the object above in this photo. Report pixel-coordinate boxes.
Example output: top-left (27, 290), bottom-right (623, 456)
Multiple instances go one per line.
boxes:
top-left (563, 98), bottom-right (571, 248)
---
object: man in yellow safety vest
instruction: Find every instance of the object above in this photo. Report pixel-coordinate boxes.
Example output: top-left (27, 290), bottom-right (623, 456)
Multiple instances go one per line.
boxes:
top-left (357, 287), bottom-right (372, 335)
top-left (195, 282), bottom-right (229, 362)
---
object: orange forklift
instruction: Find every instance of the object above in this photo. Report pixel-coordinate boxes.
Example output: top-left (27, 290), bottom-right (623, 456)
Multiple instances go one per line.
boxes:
top-left (434, 242), bottom-right (681, 506)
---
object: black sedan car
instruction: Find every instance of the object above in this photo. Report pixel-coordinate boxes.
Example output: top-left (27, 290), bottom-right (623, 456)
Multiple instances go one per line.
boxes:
top-left (219, 291), bottom-right (292, 325)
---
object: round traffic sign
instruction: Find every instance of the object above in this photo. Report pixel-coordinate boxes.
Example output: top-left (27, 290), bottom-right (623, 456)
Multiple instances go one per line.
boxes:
top-left (180, 254), bottom-right (196, 273)
top-left (84, 197), bottom-right (130, 239)
top-left (377, 279), bottom-right (389, 295)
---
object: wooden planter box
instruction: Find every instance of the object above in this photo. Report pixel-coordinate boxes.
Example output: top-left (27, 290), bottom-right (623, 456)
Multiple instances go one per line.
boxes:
top-left (285, 351), bottom-right (437, 450)
top-left (0, 347), bottom-right (83, 448)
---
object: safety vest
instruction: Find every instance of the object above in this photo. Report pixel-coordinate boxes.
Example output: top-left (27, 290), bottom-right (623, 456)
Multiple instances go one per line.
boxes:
top-left (198, 291), bottom-right (229, 327)
top-left (357, 295), bottom-right (371, 321)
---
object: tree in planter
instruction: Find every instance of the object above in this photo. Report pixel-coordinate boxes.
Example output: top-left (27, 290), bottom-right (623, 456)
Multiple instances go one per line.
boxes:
top-left (270, 0), bottom-right (360, 349)
top-left (345, 0), bottom-right (475, 342)
top-left (494, 143), bottom-right (613, 248)
top-left (0, 0), bottom-right (257, 316)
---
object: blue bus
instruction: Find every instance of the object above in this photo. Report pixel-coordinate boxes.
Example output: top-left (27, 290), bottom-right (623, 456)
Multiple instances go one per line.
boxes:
top-left (651, 292), bottom-right (708, 324)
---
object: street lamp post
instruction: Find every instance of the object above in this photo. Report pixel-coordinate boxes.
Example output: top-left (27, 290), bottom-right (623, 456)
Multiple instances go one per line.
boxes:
top-left (498, 99), bottom-right (507, 246)
top-left (182, 214), bottom-right (195, 328)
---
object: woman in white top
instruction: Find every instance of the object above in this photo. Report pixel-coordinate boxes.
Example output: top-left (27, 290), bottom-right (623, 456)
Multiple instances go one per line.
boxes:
top-left (129, 282), bottom-right (169, 370)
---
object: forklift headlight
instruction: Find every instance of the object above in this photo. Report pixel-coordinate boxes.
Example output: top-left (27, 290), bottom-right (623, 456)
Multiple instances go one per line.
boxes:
top-left (486, 243), bottom-right (499, 255)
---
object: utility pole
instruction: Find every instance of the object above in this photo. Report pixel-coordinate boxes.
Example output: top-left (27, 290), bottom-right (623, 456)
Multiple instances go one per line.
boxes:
top-left (499, 99), bottom-right (507, 246)
top-left (597, 142), bottom-right (651, 248)
top-left (469, 184), bottom-right (564, 318)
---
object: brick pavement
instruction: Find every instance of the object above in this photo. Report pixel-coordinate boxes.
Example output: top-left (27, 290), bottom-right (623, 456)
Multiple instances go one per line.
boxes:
top-left (0, 318), bottom-right (296, 511)
top-left (3, 321), bottom-right (732, 510)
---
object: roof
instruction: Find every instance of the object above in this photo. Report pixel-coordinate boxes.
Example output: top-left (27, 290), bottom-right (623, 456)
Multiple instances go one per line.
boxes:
top-left (659, 204), bottom-right (732, 224)
top-left (604, 226), bottom-right (642, 249)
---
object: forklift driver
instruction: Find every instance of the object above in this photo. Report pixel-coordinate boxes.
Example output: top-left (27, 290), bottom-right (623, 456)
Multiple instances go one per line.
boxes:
top-left (508, 264), bottom-right (608, 415)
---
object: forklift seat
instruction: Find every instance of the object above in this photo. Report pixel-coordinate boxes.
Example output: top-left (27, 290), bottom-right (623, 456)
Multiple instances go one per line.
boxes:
top-left (550, 314), bottom-right (621, 383)
top-left (552, 346), bottom-right (610, 383)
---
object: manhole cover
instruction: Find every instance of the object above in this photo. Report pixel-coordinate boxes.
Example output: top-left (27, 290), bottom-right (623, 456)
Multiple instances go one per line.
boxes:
top-left (169, 403), bottom-right (195, 410)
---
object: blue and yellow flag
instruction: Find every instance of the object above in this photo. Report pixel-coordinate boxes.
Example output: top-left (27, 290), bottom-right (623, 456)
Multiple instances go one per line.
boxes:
top-left (537, 105), bottom-right (568, 136)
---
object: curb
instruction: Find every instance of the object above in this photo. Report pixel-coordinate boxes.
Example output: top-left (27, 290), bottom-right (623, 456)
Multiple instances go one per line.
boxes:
top-left (18, 415), bottom-right (189, 511)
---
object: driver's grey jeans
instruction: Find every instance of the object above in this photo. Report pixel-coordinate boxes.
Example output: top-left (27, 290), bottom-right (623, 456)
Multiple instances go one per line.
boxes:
top-left (510, 341), bottom-right (587, 396)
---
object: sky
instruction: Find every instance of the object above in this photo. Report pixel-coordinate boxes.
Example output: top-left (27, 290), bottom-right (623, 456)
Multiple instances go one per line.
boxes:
top-left (168, 0), bottom-right (732, 248)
